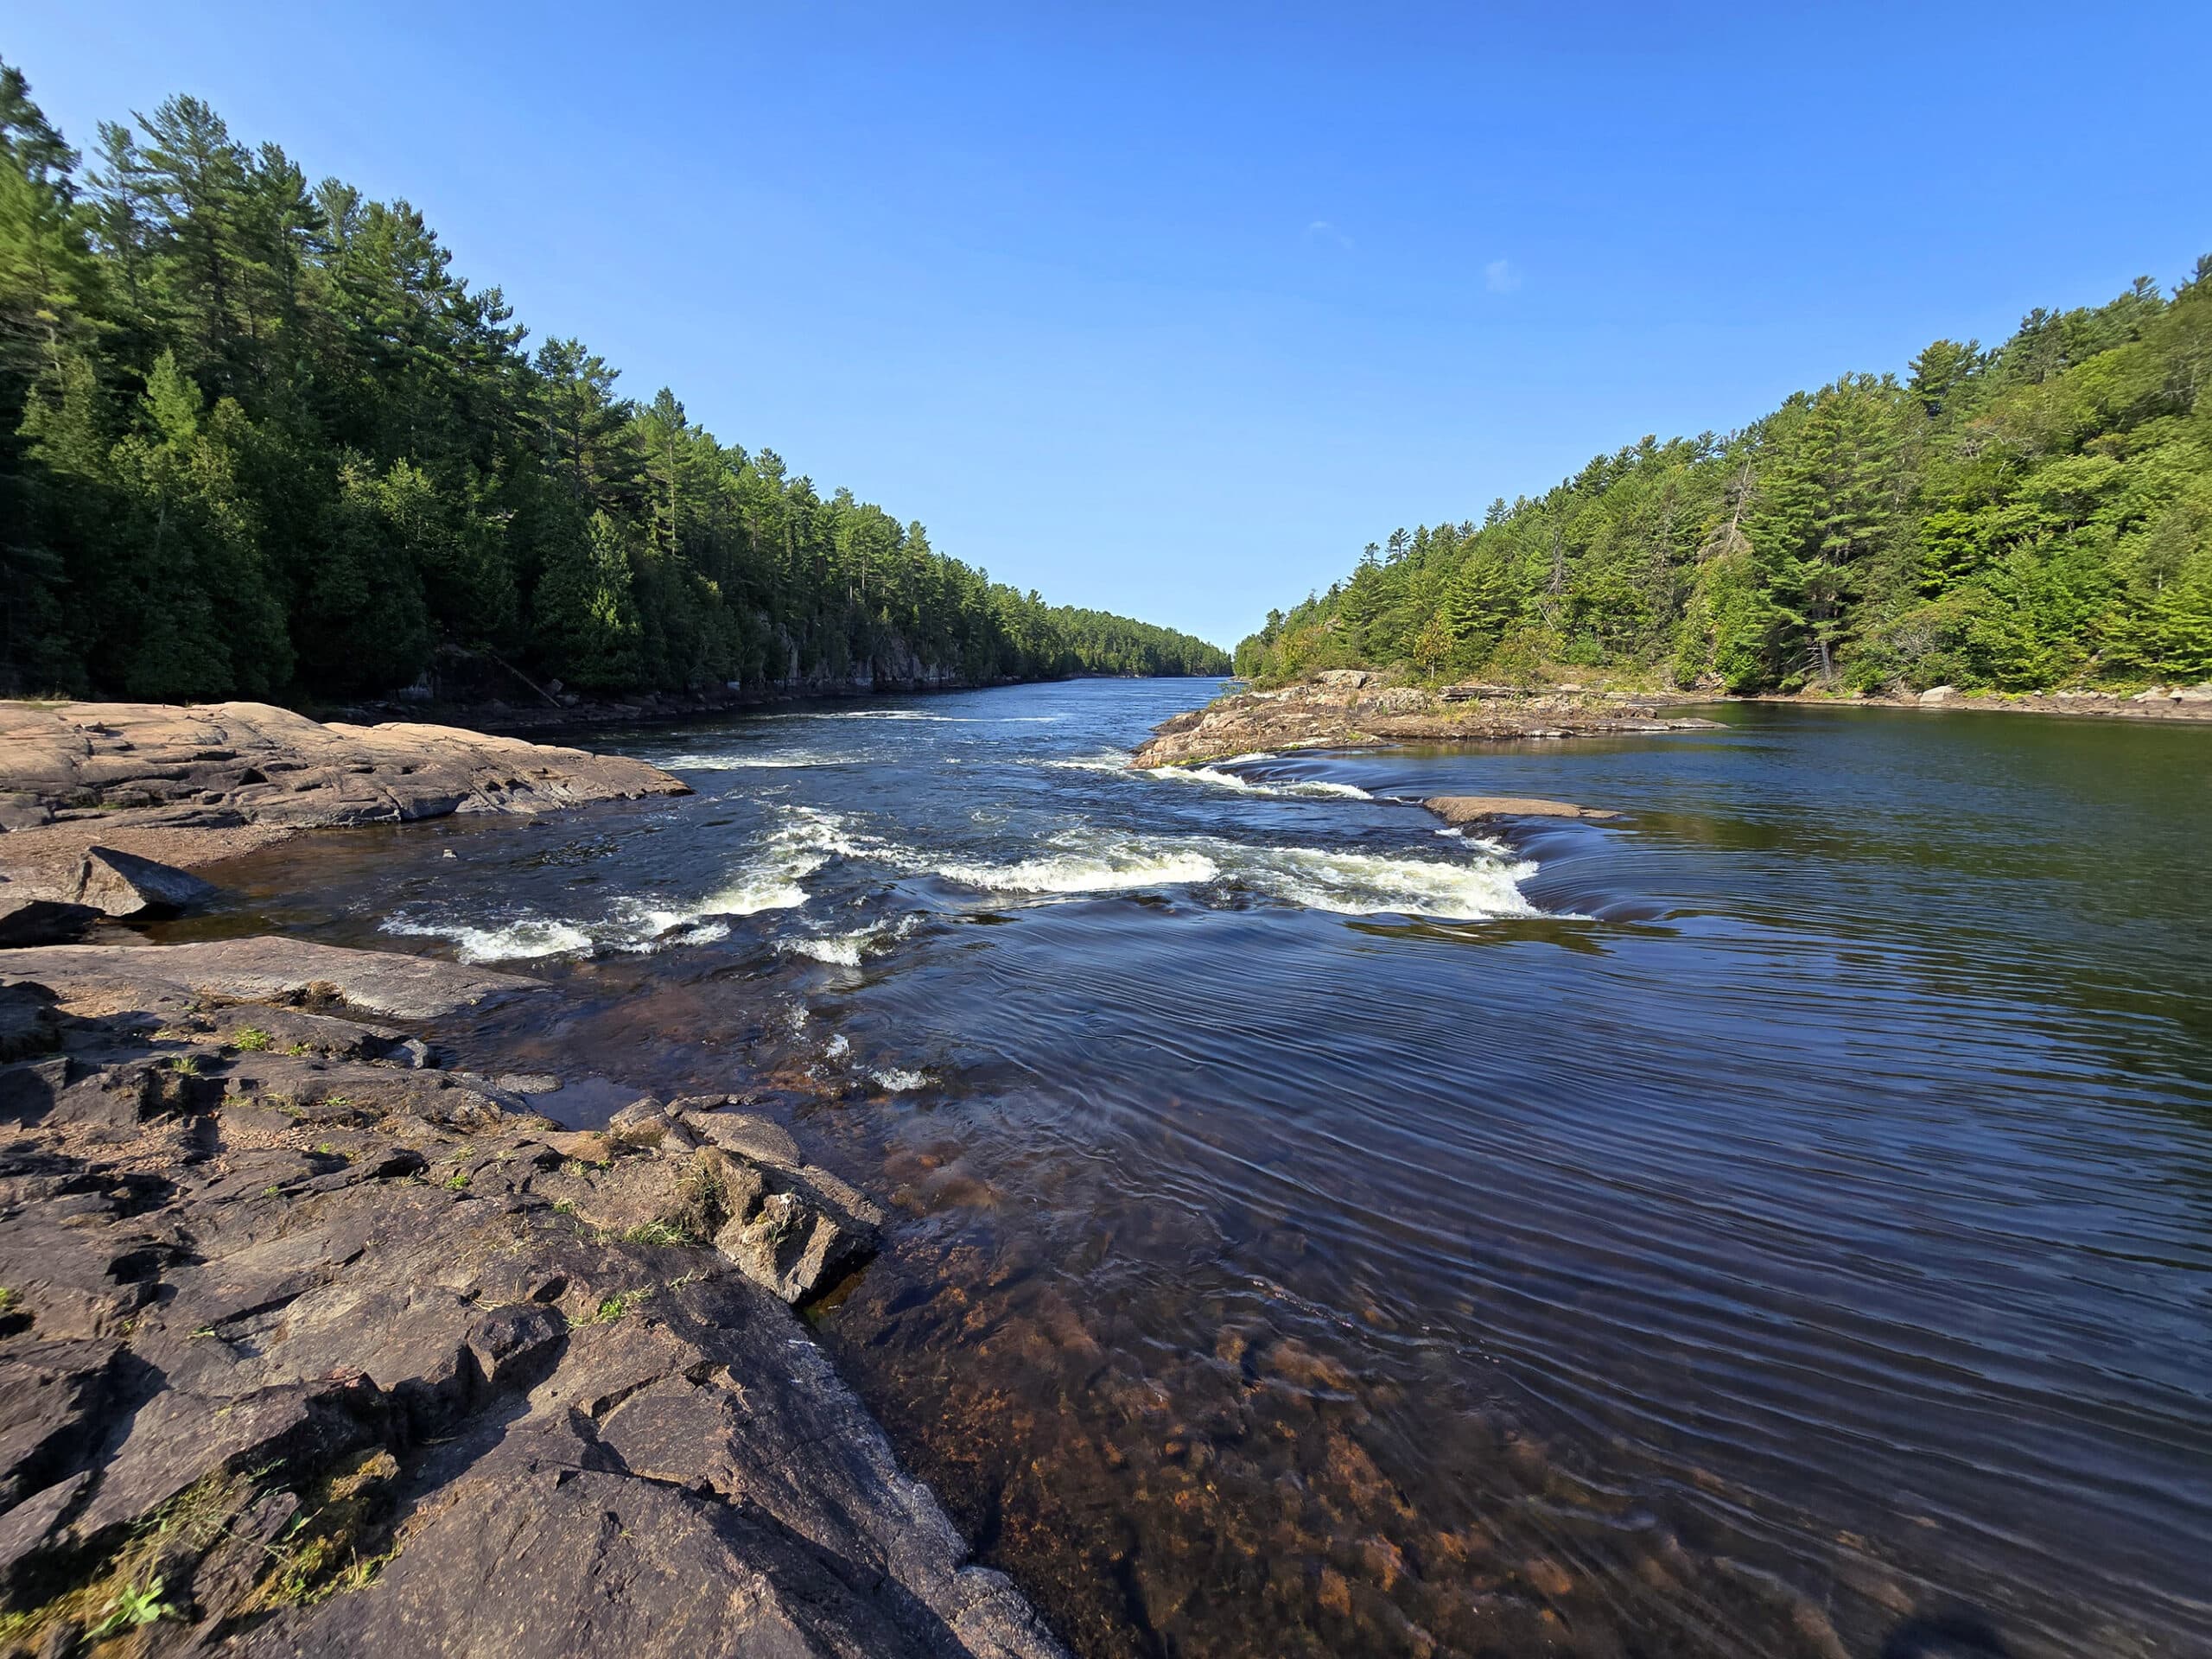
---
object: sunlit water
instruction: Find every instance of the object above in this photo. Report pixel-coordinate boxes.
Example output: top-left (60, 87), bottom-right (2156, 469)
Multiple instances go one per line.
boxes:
top-left (170, 679), bottom-right (2212, 1659)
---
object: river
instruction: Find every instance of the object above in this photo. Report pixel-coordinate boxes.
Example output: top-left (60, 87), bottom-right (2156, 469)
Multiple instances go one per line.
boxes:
top-left (173, 677), bottom-right (2212, 1659)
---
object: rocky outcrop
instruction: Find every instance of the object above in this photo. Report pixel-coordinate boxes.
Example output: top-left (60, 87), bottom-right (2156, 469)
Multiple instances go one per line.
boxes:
top-left (0, 950), bottom-right (1065, 1659)
top-left (1132, 676), bottom-right (1721, 766)
top-left (0, 702), bottom-right (688, 830)
top-left (0, 938), bottom-right (547, 1024)
top-left (1422, 796), bottom-right (1620, 826)
top-left (0, 702), bottom-right (690, 917)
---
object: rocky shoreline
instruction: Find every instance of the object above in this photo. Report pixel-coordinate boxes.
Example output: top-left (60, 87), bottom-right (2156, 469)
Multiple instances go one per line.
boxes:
top-left (1128, 671), bottom-right (2212, 768)
top-left (0, 704), bottom-right (1067, 1658)
top-left (1757, 682), bottom-right (2212, 719)
top-left (0, 702), bottom-right (690, 946)
top-left (1128, 671), bottom-right (1723, 767)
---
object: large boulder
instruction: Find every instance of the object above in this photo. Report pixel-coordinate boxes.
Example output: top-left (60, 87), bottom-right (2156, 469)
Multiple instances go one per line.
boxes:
top-left (69, 845), bottom-right (218, 918)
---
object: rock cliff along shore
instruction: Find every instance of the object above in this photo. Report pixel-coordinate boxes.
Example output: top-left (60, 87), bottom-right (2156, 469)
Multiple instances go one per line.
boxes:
top-left (0, 705), bottom-right (1066, 1659)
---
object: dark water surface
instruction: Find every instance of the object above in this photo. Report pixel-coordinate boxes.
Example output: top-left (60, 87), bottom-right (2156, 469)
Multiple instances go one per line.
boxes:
top-left (175, 680), bottom-right (2212, 1658)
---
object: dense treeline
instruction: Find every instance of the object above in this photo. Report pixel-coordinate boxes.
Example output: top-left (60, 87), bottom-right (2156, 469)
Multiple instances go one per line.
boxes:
top-left (0, 65), bottom-right (1225, 702)
top-left (1237, 262), bottom-right (2212, 693)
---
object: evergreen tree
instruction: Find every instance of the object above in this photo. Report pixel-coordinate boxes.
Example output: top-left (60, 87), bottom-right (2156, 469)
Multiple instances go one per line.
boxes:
top-left (1238, 260), bottom-right (2212, 696)
top-left (0, 57), bottom-right (1225, 698)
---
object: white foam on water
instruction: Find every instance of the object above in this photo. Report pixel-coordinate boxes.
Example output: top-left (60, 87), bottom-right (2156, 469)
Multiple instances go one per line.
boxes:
top-left (685, 804), bottom-right (883, 920)
top-left (871, 1068), bottom-right (931, 1091)
top-left (604, 898), bottom-right (734, 951)
top-left (378, 804), bottom-right (880, 962)
top-left (905, 828), bottom-right (1538, 920)
top-left (824, 1033), bottom-right (851, 1059)
top-left (1039, 750), bottom-right (1135, 772)
top-left (655, 751), bottom-right (846, 770)
top-left (785, 709), bottom-right (962, 722)
top-left (784, 931), bottom-right (868, 966)
top-left (381, 913), bottom-right (594, 963)
top-left (1225, 842), bottom-right (1539, 920)
top-left (925, 843), bottom-right (1225, 895)
top-left (385, 802), bottom-right (1537, 964)
top-left (1143, 765), bottom-right (1373, 801)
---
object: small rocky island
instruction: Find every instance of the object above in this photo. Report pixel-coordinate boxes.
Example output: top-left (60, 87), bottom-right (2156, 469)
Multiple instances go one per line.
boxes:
top-left (1130, 671), bottom-right (1722, 767)
top-left (0, 705), bottom-right (1065, 1659)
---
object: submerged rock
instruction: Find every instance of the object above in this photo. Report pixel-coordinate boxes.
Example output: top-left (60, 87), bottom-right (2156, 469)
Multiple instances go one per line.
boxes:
top-left (1422, 795), bottom-right (1620, 826)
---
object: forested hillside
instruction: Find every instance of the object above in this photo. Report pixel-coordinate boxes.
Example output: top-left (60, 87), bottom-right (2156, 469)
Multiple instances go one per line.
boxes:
top-left (1238, 261), bottom-right (2212, 693)
top-left (0, 63), bottom-right (1225, 702)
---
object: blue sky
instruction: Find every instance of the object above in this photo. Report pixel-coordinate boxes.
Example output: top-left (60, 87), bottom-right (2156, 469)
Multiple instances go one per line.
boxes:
top-left (15, 3), bottom-right (2210, 648)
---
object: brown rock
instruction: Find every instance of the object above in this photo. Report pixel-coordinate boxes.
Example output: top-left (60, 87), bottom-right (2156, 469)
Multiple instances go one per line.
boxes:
top-left (678, 1103), bottom-right (804, 1167)
top-left (1421, 796), bottom-right (1619, 826)
top-left (0, 700), bottom-right (690, 892)
top-left (1128, 676), bottom-right (1720, 767)
top-left (0, 976), bottom-right (1065, 1659)
top-left (0, 937), bottom-right (546, 1022)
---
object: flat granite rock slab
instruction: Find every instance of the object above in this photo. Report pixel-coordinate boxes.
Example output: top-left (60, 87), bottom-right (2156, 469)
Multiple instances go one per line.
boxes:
top-left (0, 938), bottom-right (547, 1021)
top-left (0, 702), bottom-right (689, 880)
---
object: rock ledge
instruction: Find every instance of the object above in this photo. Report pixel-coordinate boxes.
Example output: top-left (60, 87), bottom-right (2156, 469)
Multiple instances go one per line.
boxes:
top-left (1131, 677), bottom-right (1719, 766)
top-left (0, 944), bottom-right (1064, 1659)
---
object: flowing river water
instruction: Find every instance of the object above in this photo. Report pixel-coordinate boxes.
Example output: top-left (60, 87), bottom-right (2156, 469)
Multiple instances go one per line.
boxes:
top-left (167, 678), bottom-right (2212, 1659)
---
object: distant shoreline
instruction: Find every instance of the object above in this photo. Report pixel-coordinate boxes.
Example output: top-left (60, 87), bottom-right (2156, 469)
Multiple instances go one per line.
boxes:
top-left (1131, 673), bottom-right (2212, 766)
top-left (1735, 687), bottom-right (2212, 722)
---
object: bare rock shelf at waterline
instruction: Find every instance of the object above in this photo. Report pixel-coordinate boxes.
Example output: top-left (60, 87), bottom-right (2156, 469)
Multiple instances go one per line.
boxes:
top-left (0, 702), bottom-right (690, 944)
top-left (1129, 671), bottom-right (2212, 769)
top-left (1128, 671), bottom-right (1724, 767)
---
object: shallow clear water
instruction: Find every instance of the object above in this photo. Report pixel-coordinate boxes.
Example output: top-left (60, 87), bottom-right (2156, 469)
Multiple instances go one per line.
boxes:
top-left (175, 679), bottom-right (2212, 1659)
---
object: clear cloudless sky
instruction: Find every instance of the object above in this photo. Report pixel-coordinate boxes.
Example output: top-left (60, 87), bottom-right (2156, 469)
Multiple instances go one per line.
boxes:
top-left (12, 3), bottom-right (2212, 647)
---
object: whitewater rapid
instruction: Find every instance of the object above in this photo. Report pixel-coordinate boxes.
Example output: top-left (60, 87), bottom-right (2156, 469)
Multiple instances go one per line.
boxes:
top-left (381, 760), bottom-right (1546, 963)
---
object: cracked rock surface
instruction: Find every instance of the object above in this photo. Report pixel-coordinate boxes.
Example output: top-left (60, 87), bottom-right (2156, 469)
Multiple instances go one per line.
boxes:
top-left (0, 949), bottom-right (1062, 1659)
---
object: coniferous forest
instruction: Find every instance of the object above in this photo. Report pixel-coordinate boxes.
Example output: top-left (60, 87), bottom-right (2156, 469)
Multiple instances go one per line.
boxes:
top-left (0, 63), bottom-right (1228, 703)
top-left (1237, 260), bottom-right (2212, 693)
